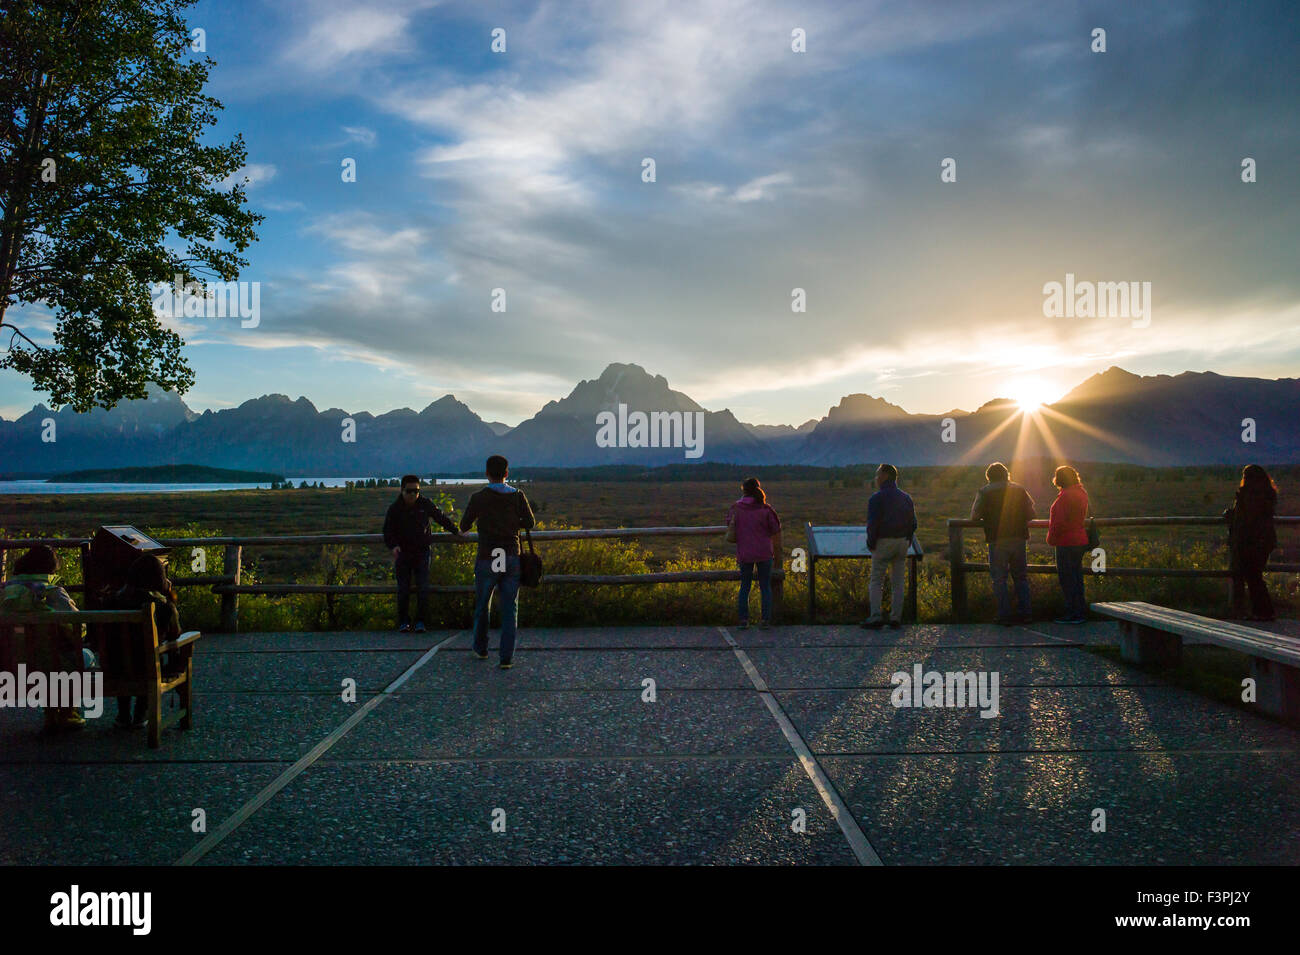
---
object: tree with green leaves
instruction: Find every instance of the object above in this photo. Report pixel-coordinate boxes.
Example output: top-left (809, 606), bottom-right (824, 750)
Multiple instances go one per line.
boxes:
top-left (0, 0), bottom-right (262, 412)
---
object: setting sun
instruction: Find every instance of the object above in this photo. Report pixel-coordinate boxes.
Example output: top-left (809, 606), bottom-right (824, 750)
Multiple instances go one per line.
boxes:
top-left (1011, 379), bottom-right (1057, 413)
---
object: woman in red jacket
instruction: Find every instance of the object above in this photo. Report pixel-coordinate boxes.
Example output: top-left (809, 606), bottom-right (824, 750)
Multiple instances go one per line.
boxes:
top-left (1046, 465), bottom-right (1090, 624)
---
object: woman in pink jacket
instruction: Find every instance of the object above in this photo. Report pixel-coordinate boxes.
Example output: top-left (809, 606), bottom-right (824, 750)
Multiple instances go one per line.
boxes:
top-left (726, 477), bottom-right (783, 629)
top-left (1046, 465), bottom-right (1091, 624)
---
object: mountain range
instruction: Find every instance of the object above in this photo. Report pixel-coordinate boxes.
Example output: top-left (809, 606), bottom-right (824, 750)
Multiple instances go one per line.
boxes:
top-left (1, 363), bottom-right (1295, 475)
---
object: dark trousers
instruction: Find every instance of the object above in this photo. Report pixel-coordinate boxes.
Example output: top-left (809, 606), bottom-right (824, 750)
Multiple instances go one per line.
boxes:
top-left (117, 695), bottom-right (146, 723)
top-left (395, 549), bottom-right (431, 625)
top-left (738, 560), bottom-right (773, 622)
top-left (1055, 545), bottom-right (1089, 620)
top-left (1231, 556), bottom-right (1274, 619)
top-left (988, 540), bottom-right (1031, 620)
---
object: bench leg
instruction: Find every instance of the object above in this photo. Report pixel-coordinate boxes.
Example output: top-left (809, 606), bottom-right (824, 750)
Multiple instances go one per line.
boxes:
top-left (147, 684), bottom-right (162, 749)
top-left (1249, 657), bottom-right (1300, 724)
top-left (1119, 621), bottom-right (1182, 666)
top-left (179, 660), bottom-right (194, 731)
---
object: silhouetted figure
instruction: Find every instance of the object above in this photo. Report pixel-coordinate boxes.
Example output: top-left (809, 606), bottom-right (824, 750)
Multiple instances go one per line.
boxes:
top-left (106, 554), bottom-right (181, 728)
top-left (970, 462), bottom-right (1036, 625)
top-left (726, 477), bottom-right (782, 630)
top-left (1047, 465), bottom-right (1091, 624)
top-left (383, 474), bottom-right (460, 633)
top-left (863, 464), bottom-right (917, 629)
top-left (458, 455), bottom-right (536, 668)
top-left (1, 545), bottom-right (85, 732)
top-left (1225, 465), bottom-right (1277, 621)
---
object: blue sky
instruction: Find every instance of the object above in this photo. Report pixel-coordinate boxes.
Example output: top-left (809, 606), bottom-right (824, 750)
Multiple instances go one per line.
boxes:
top-left (2, 0), bottom-right (1297, 425)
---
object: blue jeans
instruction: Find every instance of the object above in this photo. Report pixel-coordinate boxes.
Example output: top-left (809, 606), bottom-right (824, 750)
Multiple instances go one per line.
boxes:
top-left (1055, 545), bottom-right (1089, 619)
top-left (988, 540), bottom-right (1030, 620)
top-left (738, 560), bottom-right (773, 623)
top-left (474, 557), bottom-right (521, 661)
top-left (395, 549), bottom-right (431, 625)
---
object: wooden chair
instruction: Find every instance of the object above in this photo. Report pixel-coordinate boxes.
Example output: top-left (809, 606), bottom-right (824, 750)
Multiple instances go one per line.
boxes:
top-left (0, 607), bottom-right (202, 747)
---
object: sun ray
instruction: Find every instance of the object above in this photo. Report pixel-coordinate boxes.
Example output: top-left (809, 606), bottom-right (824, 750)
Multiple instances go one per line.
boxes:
top-left (952, 406), bottom-right (1022, 465)
top-left (1029, 408), bottom-right (1069, 463)
top-left (1037, 405), bottom-right (1150, 460)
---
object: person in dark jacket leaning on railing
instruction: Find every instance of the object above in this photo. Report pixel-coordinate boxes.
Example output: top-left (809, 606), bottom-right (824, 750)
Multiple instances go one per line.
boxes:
top-left (383, 474), bottom-right (462, 634)
top-left (862, 464), bottom-right (917, 629)
top-left (1224, 464), bottom-right (1278, 622)
top-left (458, 455), bottom-right (536, 669)
top-left (970, 462), bottom-right (1037, 626)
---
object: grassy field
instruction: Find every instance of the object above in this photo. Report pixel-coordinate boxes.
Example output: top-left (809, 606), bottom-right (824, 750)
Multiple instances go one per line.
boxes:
top-left (2, 463), bottom-right (1296, 630)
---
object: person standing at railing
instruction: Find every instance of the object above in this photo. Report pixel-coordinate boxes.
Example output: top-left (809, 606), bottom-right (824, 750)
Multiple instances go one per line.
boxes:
top-left (384, 474), bottom-right (463, 634)
top-left (970, 462), bottom-right (1037, 626)
top-left (1224, 464), bottom-right (1278, 622)
top-left (726, 477), bottom-right (783, 630)
top-left (1046, 466), bottom-right (1091, 625)
top-left (863, 464), bottom-right (917, 630)
top-left (459, 455), bottom-right (536, 668)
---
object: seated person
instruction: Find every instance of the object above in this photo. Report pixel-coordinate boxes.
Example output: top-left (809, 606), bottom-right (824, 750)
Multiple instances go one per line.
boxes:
top-left (104, 555), bottom-right (182, 729)
top-left (1, 545), bottom-right (87, 732)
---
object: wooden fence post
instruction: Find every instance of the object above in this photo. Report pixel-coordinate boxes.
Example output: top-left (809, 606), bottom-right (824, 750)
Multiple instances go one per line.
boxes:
top-left (79, 542), bottom-right (93, 605)
top-left (220, 544), bottom-right (242, 632)
top-left (948, 521), bottom-right (967, 623)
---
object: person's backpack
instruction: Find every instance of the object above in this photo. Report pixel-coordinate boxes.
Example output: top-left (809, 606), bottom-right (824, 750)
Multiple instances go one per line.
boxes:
top-left (519, 527), bottom-right (543, 587)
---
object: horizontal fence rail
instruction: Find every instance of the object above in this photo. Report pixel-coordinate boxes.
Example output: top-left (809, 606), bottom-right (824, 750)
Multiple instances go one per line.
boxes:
top-left (0, 526), bottom-right (784, 632)
top-left (4, 516), bottom-right (1296, 629)
top-left (946, 516), bottom-right (1300, 622)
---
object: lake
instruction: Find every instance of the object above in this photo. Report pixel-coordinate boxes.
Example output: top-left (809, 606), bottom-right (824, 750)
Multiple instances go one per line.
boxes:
top-left (0, 477), bottom-right (489, 495)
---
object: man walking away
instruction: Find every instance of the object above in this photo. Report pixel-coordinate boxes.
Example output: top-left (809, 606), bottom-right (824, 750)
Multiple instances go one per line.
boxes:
top-left (863, 464), bottom-right (917, 629)
top-left (459, 455), bottom-right (536, 668)
top-left (970, 462), bottom-right (1037, 625)
top-left (383, 474), bottom-right (461, 633)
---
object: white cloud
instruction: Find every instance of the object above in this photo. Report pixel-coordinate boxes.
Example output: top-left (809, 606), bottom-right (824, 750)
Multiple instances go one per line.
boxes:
top-left (281, 2), bottom-right (437, 70)
top-left (673, 172), bottom-right (794, 203)
top-left (306, 213), bottom-right (425, 255)
top-left (341, 125), bottom-right (377, 146)
top-left (733, 172), bottom-right (794, 202)
top-left (221, 163), bottom-right (277, 190)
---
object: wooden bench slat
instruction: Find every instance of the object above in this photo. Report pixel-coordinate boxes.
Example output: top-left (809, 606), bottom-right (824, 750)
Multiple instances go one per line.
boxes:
top-left (1092, 601), bottom-right (1300, 667)
top-left (158, 631), bottom-right (202, 655)
top-left (0, 610), bottom-right (156, 624)
top-left (1093, 601), bottom-right (1293, 643)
